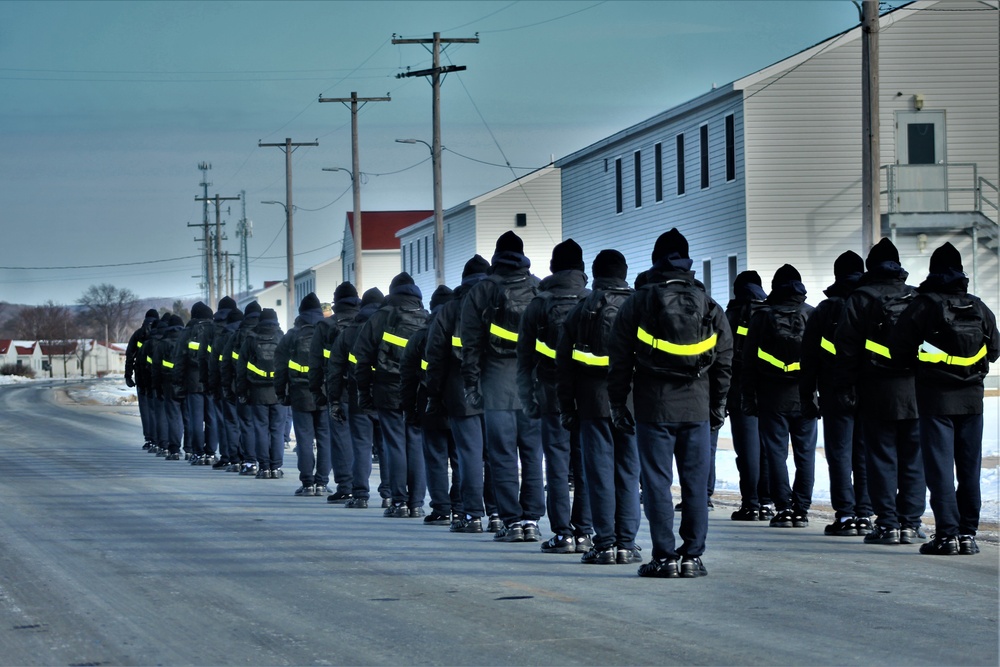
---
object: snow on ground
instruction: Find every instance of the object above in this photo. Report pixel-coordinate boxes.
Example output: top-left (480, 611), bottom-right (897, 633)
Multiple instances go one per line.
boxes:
top-left (21, 376), bottom-right (1000, 524)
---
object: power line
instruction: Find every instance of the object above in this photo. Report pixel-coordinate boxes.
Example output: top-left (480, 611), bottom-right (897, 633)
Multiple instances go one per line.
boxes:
top-left (0, 255), bottom-right (202, 270)
top-left (478, 1), bottom-right (607, 33)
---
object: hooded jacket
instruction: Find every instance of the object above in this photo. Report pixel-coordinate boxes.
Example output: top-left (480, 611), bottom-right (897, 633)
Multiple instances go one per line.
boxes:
top-left (308, 301), bottom-right (360, 405)
top-left (274, 306), bottom-right (326, 411)
top-left (125, 311), bottom-right (159, 393)
top-left (607, 265), bottom-right (733, 422)
top-left (153, 318), bottom-right (185, 401)
top-left (326, 299), bottom-right (381, 410)
top-left (833, 266), bottom-right (919, 420)
top-left (516, 269), bottom-right (590, 414)
top-left (799, 271), bottom-right (863, 414)
top-left (236, 316), bottom-right (284, 406)
top-left (460, 252), bottom-right (540, 410)
top-left (724, 280), bottom-right (767, 413)
top-left (353, 291), bottom-right (428, 411)
top-left (174, 306), bottom-right (214, 395)
top-left (425, 276), bottom-right (488, 418)
top-left (222, 310), bottom-right (260, 401)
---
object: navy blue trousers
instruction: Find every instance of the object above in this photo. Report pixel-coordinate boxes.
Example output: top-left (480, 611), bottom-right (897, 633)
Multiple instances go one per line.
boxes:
top-left (221, 399), bottom-right (240, 464)
top-left (731, 412), bottom-right (772, 509)
top-left (451, 414), bottom-right (487, 518)
top-left (292, 408), bottom-right (332, 486)
top-left (251, 403), bottom-right (286, 471)
top-left (484, 409), bottom-right (545, 525)
top-left (758, 410), bottom-right (817, 512)
top-left (541, 413), bottom-right (592, 537)
top-left (329, 399), bottom-right (353, 495)
top-left (423, 425), bottom-right (460, 514)
top-left (237, 402), bottom-right (255, 464)
top-left (347, 405), bottom-right (375, 499)
top-left (205, 394), bottom-right (221, 456)
top-left (637, 421), bottom-right (710, 560)
top-left (379, 409), bottom-right (427, 508)
top-left (138, 391), bottom-right (153, 443)
top-left (862, 416), bottom-right (925, 530)
top-left (581, 418), bottom-right (640, 551)
top-left (920, 414), bottom-right (982, 537)
top-left (823, 409), bottom-right (872, 518)
top-left (164, 396), bottom-right (183, 454)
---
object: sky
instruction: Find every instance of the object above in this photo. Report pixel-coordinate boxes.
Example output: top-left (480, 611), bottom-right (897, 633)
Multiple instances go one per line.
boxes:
top-left (0, 0), bottom-right (908, 306)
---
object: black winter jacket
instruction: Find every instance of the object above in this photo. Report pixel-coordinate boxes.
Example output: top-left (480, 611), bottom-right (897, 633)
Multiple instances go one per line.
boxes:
top-left (125, 314), bottom-right (158, 394)
top-left (741, 291), bottom-right (814, 414)
top-left (152, 321), bottom-right (184, 401)
top-left (516, 269), bottom-right (590, 414)
top-left (221, 313), bottom-right (259, 401)
top-left (833, 268), bottom-right (918, 420)
top-left (607, 266), bottom-right (733, 423)
top-left (274, 309), bottom-right (325, 412)
top-left (724, 291), bottom-right (767, 414)
top-left (425, 277), bottom-right (486, 418)
top-left (460, 255), bottom-right (540, 410)
top-left (236, 319), bottom-right (283, 405)
top-left (889, 272), bottom-right (999, 416)
top-left (326, 302), bottom-right (379, 410)
top-left (556, 276), bottom-right (632, 419)
top-left (173, 317), bottom-right (212, 395)
top-left (207, 311), bottom-right (231, 398)
top-left (353, 294), bottom-right (428, 412)
top-left (308, 306), bottom-right (358, 405)
top-left (799, 275), bottom-right (861, 414)
top-left (400, 316), bottom-right (449, 430)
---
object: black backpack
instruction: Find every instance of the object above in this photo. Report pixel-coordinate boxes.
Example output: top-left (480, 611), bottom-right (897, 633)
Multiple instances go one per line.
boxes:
top-left (487, 273), bottom-right (538, 358)
top-left (535, 291), bottom-right (586, 361)
top-left (635, 279), bottom-right (718, 379)
top-left (289, 322), bottom-right (316, 383)
top-left (247, 330), bottom-right (279, 387)
top-left (573, 287), bottom-right (632, 370)
top-left (756, 305), bottom-right (807, 378)
top-left (918, 293), bottom-right (989, 384)
top-left (857, 285), bottom-right (916, 370)
top-left (377, 306), bottom-right (428, 376)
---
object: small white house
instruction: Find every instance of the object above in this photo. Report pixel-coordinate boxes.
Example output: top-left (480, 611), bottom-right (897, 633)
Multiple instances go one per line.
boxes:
top-left (0, 339), bottom-right (43, 375)
top-left (239, 280), bottom-right (288, 331)
top-left (341, 210), bottom-right (432, 295)
top-left (294, 255), bottom-right (344, 310)
top-left (396, 166), bottom-right (563, 298)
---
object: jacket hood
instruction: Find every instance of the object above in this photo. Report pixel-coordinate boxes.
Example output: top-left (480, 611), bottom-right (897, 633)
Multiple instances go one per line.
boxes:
top-left (824, 272), bottom-right (864, 298)
top-left (490, 250), bottom-right (531, 271)
top-left (539, 269), bottom-right (588, 292)
top-left (298, 308), bottom-right (325, 326)
top-left (592, 275), bottom-right (630, 291)
top-left (918, 268), bottom-right (969, 295)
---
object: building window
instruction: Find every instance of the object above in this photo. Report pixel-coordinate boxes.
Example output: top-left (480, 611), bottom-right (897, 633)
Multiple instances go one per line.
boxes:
top-left (615, 158), bottom-right (623, 214)
top-left (700, 124), bottom-right (709, 190)
top-left (908, 124), bottom-right (936, 164)
top-left (702, 259), bottom-right (712, 297)
top-left (634, 151), bottom-right (642, 209)
top-left (654, 142), bottom-right (663, 202)
top-left (515, 213), bottom-right (527, 227)
top-left (725, 114), bottom-right (736, 182)
top-left (425, 235), bottom-right (430, 272)
top-left (675, 135), bottom-right (685, 196)
top-left (728, 255), bottom-right (738, 299)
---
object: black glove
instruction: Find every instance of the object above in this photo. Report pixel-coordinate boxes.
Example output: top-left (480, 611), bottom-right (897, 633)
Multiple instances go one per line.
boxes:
top-left (710, 406), bottom-right (726, 432)
top-left (464, 386), bottom-right (483, 410)
top-left (560, 410), bottom-right (578, 432)
top-left (405, 408), bottom-right (421, 427)
top-left (125, 375), bottom-right (135, 388)
top-left (329, 403), bottom-right (346, 424)
top-left (278, 394), bottom-right (291, 407)
top-left (835, 386), bottom-right (857, 412)
top-left (742, 395), bottom-right (758, 417)
top-left (801, 395), bottom-right (821, 420)
top-left (174, 389), bottom-right (187, 402)
top-left (313, 392), bottom-right (328, 408)
top-left (523, 400), bottom-right (542, 420)
top-left (358, 392), bottom-right (375, 412)
top-left (610, 405), bottom-right (635, 435)
top-left (424, 396), bottom-right (445, 420)
top-left (238, 395), bottom-right (248, 405)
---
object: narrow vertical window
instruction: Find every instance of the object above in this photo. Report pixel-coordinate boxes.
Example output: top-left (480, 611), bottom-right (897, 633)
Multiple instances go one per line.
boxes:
top-left (676, 135), bottom-right (685, 196)
top-left (728, 255), bottom-right (738, 299)
top-left (654, 142), bottom-right (663, 202)
top-left (634, 151), bottom-right (642, 209)
top-left (425, 235), bottom-right (430, 272)
top-left (615, 158), bottom-right (623, 214)
top-left (700, 124), bottom-right (709, 190)
top-left (702, 259), bottom-right (712, 297)
top-left (725, 114), bottom-right (736, 182)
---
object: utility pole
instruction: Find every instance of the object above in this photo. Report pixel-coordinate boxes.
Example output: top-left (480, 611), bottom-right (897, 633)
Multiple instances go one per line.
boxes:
top-left (860, 0), bottom-right (880, 254)
top-left (318, 92), bottom-right (391, 293)
top-left (237, 190), bottom-right (252, 294)
top-left (259, 137), bottom-right (318, 327)
top-left (393, 32), bottom-right (479, 286)
top-left (197, 162), bottom-right (212, 303)
top-left (195, 193), bottom-right (240, 302)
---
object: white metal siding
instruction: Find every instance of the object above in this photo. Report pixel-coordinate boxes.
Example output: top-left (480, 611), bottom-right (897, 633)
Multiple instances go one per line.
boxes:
top-left (561, 93), bottom-right (748, 302)
top-left (474, 169), bottom-right (562, 272)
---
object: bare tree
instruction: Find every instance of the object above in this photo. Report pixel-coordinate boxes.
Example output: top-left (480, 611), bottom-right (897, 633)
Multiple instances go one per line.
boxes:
top-left (78, 284), bottom-right (140, 344)
top-left (12, 301), bottom-right (73, 377)
top-left (168, 300), bottom-right (190, 322)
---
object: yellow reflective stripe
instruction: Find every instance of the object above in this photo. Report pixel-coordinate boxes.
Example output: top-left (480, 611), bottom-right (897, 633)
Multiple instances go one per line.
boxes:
top-left (323, 349), bottom-right (331, 359)
top-left (288, 360), bottom-right (309, 373)
top-left (918, 344), bottom-right (987, 367)
top-left (489, 323), bottom-right (518, 342)
top-left (146, 356), bottom-right (152, 364)
top-left (162, 359), bottom-right (175, 369)
top-left (421, 359), bottom-right (429, 370)
top-left (736, 325), bottom-right (749, 336)
top-left (137, 341), bottom-right (143, 348)
top-left (865, 339), bottom-right (891, 359)
top-left (348, 353), bottom-right (358, 365)
top-left (535, 339), bottom-right (556, 359)
top-left (231, 351), bottom-right (239, 360)
top-left (757, 348), bottom-right (800, 372)
top-left (820, 337), bottom-right (837, 355)
top-left (572, 348), bottom-right (609, 367)
top-left (382, 331), bottom-right (408, 348)
top-left (188, 341), bottom-right (200, 350)
top-left (247, 362), bottom-right (273, 378)
top-left (451, 336), bottom-right (462, 348)
top-left (207, 345), bottom-right (213, 354)
top-left (218, 354), bottom-right (223, 362)
top-left (636, 326), bottom-right (718, 356)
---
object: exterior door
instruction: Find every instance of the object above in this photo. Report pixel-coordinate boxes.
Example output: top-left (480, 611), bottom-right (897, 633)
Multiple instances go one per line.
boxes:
top-left (895, 110), bottom-right (947, 212)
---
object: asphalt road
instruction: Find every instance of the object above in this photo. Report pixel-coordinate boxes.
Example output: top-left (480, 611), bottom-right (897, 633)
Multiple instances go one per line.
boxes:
top-left (0, 380), bottom-right (997, 666)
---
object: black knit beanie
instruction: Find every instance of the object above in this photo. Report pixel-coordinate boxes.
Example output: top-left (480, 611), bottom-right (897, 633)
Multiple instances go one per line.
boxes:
top-left (833, 250), bottom-right (865, 279)
top-left (866, 238), bottom-right (900, 271)
top-left (145, 309), bottom-right (159, 319)
top-left (550, 239), bottom-right (585, 273)
top-left (218, 296), bottom-right (237, 311)
top-left (592, 249), bottom-right (628, 280)
top-left (191, 301), bottom-right (213, 320)
top-left (772, 264), bottom-right (802, 289)
top-left (463, 254), bottom-right (490, 279)
top-left (430, 285), bottom-right (454, 310)
top-left (244, 301), bottom-right (262, 316)
top-left (651, 228), bottom-right (689, 264)
top-left (334, 282), bottom-right (359, 303)
top-left (226, 308), bottom-right (244, 324)
top-left (928, 242), bottom-right (963, 273)
top-left (260, 308), bottom-right (278, 323)
top-left (361, 287), bottom-right (385, 308)
top-left (168, 314), bottom-right (185, 327)
top-left (495, 230), bottom-right (524, 255)
top-left (299, 292), bottom-right (322, 313)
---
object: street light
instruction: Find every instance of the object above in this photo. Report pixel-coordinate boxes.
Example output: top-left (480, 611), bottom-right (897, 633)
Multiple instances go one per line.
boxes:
top-left (261, 200), bottom-right (295, 328)
top-left (397, 138), bottom-right (444, 285)
top-left (322, 167), bottom-right (362, 291)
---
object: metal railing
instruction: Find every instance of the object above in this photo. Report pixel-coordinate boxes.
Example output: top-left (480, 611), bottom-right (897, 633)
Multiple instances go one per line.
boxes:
top-left (881, 163), bottom-right (997, 222)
